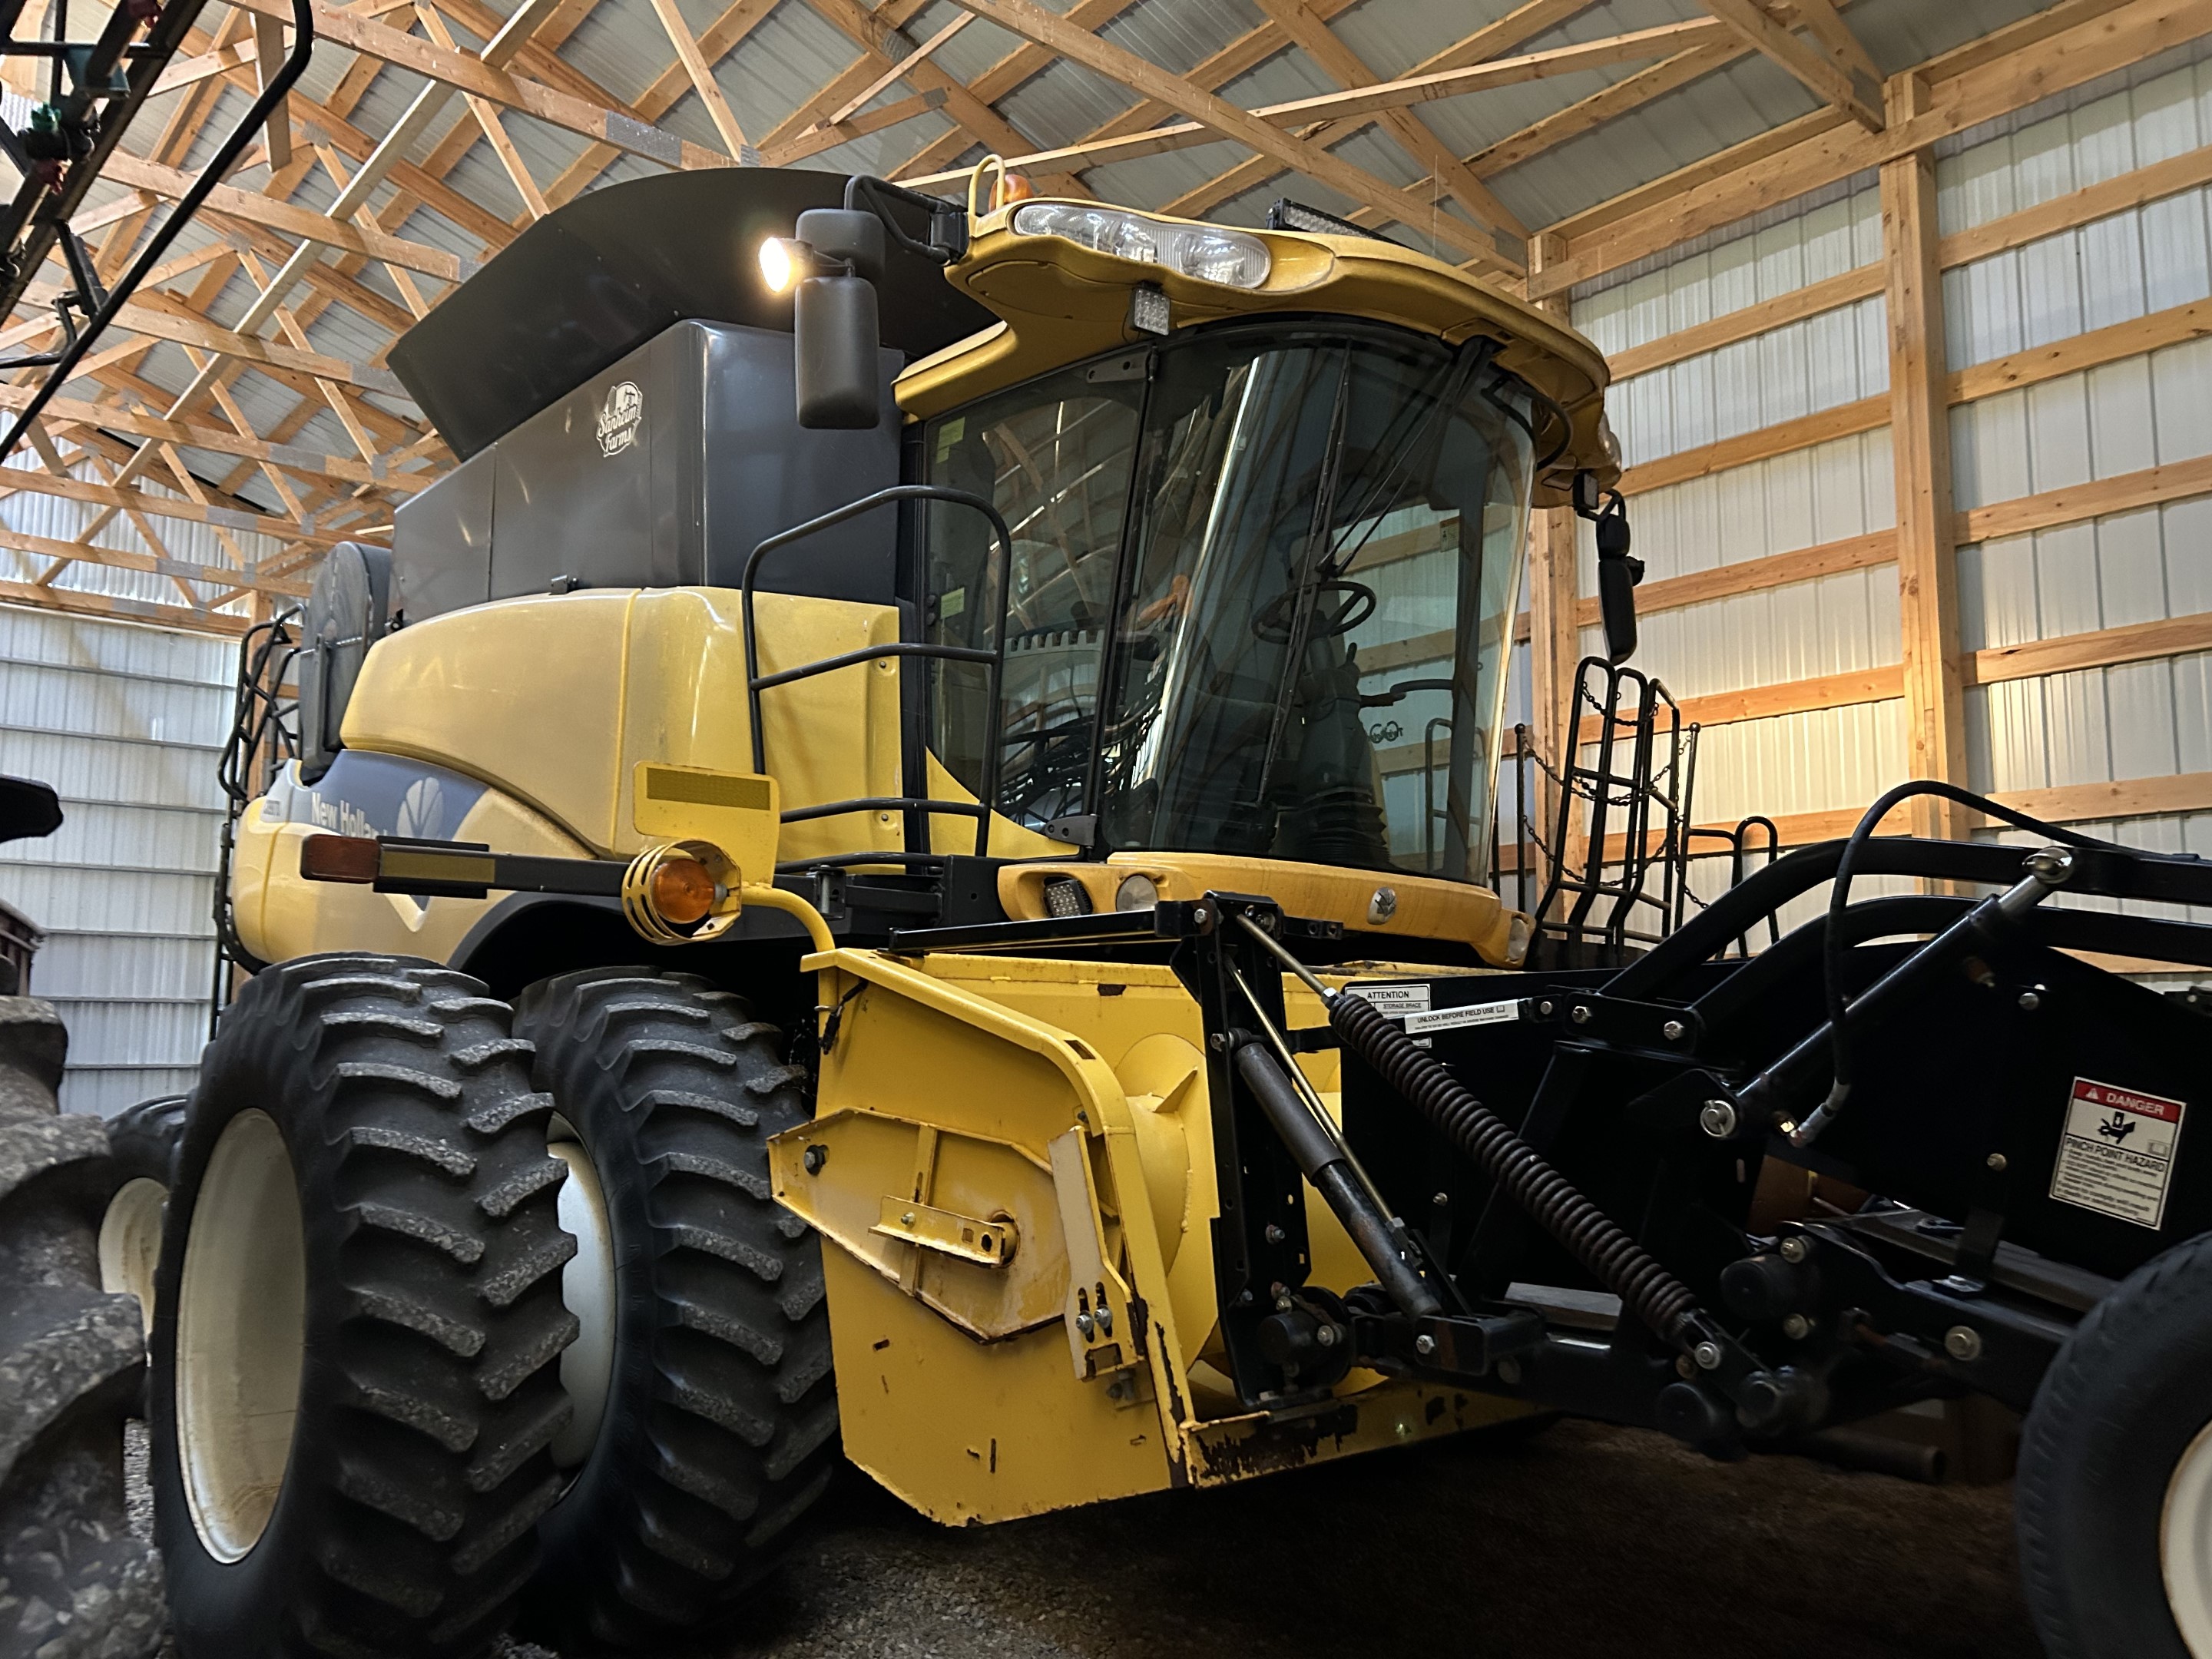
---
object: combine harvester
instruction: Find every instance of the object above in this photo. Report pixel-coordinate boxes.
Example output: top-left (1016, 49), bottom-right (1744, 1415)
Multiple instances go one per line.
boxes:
top-left (30, 161), bottom-right (2212, 1659)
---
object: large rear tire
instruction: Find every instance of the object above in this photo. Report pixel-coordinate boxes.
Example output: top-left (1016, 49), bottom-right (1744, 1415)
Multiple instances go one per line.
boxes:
top-left (2018, 1230), bottom-right (2212, 1659)
top-left (151, 955), bottom-right (577, 1659)
top-left (512, 968), bottom-right (836, 1650)
top-left (0, 997), bottom-right (164, 1659)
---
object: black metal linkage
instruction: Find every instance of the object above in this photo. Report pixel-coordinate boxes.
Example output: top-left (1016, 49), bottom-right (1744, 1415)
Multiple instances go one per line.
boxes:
top-left (1612, 835), bottom-right (2212, 1002)
top-left (741, 483), bottom-right (1015, 858)
top-left (886, 909), bottom-right (1165, 955)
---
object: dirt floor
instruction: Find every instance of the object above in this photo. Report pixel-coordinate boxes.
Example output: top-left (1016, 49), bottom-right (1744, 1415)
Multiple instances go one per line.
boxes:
top-left (520, 1418), bottom-right (2041, 1659)
top-left (131, 1416), bottom-right (2038, 1658)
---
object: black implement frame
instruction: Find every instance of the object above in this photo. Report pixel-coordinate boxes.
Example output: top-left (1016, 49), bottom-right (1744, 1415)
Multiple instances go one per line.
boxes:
top-left (1143, 818), bottom-right (2212, 1449)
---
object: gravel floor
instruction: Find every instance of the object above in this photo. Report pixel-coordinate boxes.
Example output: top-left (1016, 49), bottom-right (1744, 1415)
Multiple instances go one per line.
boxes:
top-left (131, 1417), bottom-right (2042, 1659)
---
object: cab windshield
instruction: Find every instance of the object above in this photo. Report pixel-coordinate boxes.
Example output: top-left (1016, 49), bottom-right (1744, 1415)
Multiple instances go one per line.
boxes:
top-left (922, 322), bottom-right (1535, 885)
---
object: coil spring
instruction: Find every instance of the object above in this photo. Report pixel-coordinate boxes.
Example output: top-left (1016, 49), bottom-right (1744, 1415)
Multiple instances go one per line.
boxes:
top-left (1333, 992), bottom-right (1702, 1346)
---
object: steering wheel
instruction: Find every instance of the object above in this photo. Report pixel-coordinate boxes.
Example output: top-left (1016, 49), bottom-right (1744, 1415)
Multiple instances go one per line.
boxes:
top-left (1251, 578), bottom-right (1377, 644)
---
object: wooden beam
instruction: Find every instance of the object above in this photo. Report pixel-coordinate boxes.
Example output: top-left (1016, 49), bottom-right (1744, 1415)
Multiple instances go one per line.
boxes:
top-left (1248, 0), bottom-right (1529, 239)
top-left (824, 12), bottom-right (971, 129)
top-left (1959, 452), bottom-right (2212, 546)
top-left (1617, 396), bottom-right (1886, 495)
top-left (1700, 0), bottom-right (1882, 128)
top-left (416, 2), bottom-right (553, 218)
top-left (1608, 265), bottom-right (1883, 379)
top-left (1525, 234), bottom-right (1581, 857)
top-left (1968, 610), bottom-right (2212, 687)
top-left (1883, 71), bottom-right (1967, 842)
top-left (1951, 296), bottom-right (2212, 404)
top-left (647, 0), bottom-right (754, 159)
top-left (1578, 663), bottom-right (1905, 745)
top-left (0, 467), bottom-right (360, 545)
top-left (1618, 290), bottom-right (2212, 496)
top-left (0, 525), bottom-right (310, 598)
top-left (934, 0), bottom-right (1529, 270)
top-left (1467, 37), bottom-right (1752, 185)
top-left (1988, 769), bottom-right (2212, 827)
top-left (802, 0), bottom-right (1094, 200)
top-left (1605, 141), bottom-right (2212, 383)
top-left (767, 88), bottom-right (949, 167)
top-left (12, 285), bottom-right (406, 396)
top-left (1568, 529), bottom-right (1897, 628)
top-left (0, 579), bottom-right (252, 635)
top-left (564, 0), bottom-right (828, 202)
top-left (1790, 0), bottom-right (1881, 84)
top-left (1536, 0), bottom-right (2204, 297)
top-left (101, 147), bottom-right (475, 285)
top-left (905, 23), bottom-right (1718, 195)
top-left (254, 12), bottom-right (296, 167)
top-left (225, 0), bottom-right (733, 174)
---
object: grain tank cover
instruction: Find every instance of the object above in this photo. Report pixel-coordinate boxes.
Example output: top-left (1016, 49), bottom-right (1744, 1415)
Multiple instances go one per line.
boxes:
top-left (389, 167), bottom-right (994, 459)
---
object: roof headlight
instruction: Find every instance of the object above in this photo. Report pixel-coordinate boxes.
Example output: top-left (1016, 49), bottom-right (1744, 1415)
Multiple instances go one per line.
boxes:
top-left (1012, 203), bottom-right (1270, 289)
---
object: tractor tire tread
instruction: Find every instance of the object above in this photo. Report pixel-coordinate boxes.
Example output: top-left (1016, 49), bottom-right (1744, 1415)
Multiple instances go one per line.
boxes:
top-left (512, 966), bottom-right (836, 1651)
top-left (152, 955), bottom-right (574, 1659)
top-left (0, 995), bottom-right (164, 1659)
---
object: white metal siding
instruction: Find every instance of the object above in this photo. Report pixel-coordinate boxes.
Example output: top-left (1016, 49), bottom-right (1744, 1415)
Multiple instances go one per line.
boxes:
top-left (1564, 51), bottom-right (2212, 856)
top-left (0, 606), bottom-right (230, 1115)
top-left (1571, 178), bottom-right (1908, 834)
top-left (1943, 55), bottom-right (2212, 800)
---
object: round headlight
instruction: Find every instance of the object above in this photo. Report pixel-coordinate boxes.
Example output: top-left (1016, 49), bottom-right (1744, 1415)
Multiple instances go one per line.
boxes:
top-left (1114, 873), bottom-right (1159, 912)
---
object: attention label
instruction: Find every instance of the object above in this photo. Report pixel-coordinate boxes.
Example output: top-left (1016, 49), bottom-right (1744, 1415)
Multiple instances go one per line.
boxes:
top-left (2049, 1077), bottom-right (2186, 1230)
top-left (1345, 982), bottom-right (1431, 1017)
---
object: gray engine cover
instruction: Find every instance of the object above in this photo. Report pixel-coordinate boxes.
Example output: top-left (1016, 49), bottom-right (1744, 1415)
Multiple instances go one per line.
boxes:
top-left (391, 320), bottom-right (902, 621)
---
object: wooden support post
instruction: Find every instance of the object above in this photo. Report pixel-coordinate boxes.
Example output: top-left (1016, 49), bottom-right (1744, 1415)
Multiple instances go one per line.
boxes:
top-left (1880, 72), bottom-right (1969, 840)
top-left (1525, 232), bottom-right (1583, 886)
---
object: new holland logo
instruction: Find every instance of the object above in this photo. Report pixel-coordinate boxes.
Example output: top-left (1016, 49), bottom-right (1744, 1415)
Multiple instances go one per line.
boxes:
top-left (595, 380), bottom-right (643, 457)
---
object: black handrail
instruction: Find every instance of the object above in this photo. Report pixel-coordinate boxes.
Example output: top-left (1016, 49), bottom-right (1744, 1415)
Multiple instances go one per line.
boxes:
top-left (742, 484), bottom-right (1016, 858)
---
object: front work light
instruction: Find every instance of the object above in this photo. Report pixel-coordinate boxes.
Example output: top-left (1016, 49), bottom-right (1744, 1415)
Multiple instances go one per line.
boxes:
top-left (759, 236), bottom-right (800, 295)
top-left (1012, 202), bottom-right (1270, 289)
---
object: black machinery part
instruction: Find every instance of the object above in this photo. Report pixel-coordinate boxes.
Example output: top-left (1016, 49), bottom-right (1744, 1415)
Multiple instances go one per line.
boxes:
top-left (1330, 988), bottom-right (1702, 1347)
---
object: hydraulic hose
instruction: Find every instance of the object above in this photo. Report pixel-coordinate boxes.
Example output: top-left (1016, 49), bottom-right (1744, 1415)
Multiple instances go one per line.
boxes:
top-left (1331, 990), bottom-right (1700, 1346)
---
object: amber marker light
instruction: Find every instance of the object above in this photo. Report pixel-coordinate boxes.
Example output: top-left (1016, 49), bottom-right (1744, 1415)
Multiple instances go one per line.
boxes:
top-left (299, 833), bottom-right (380, 883)
top-left (650, 856), bottom-right (719, 926)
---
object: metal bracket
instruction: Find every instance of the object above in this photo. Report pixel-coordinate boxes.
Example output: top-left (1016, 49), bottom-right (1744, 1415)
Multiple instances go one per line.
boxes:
top-left (1048, 1126), bottom-right (1143, 1382)
top-left (872, 1195), bottom-right (1016, 1267)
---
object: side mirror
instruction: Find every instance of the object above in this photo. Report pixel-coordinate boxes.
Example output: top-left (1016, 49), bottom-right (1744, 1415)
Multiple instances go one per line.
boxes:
top-left (1598, 555), bottom-right (1639, 665)
top-left (1575, 474), bottom-right (1641, 665)
top-left (792, 207), bottom-right (884, 430)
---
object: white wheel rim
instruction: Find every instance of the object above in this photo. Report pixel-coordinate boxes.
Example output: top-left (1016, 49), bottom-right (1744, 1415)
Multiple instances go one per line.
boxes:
top-left (549, 1124), bottom-right (615, 1469)
top-left (99, 1176), bottom-right (167, 1339)
top-left (177, 1110), bottom-right (306, 1562)
top-left (2166, 1416), bottom-right (2212, 1654)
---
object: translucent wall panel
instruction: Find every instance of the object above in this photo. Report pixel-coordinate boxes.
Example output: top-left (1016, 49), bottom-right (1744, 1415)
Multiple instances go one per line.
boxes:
top-left (0, 606), bottom-right (230, 1115)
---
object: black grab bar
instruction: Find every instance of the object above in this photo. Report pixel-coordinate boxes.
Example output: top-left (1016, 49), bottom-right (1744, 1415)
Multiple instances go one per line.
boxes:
top-left (741, 485), bottom-right (1016, 858)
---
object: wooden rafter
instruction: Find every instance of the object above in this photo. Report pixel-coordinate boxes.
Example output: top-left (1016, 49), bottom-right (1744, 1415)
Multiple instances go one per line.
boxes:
top-left (1700, 0), bottom-right (1882, 129)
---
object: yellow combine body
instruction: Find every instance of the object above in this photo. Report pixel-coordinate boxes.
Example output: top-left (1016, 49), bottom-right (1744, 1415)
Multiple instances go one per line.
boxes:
top-left (151, 164), bottom-right (1636, 1656)
top-left (225, 177), bottom-right (1613, 1531)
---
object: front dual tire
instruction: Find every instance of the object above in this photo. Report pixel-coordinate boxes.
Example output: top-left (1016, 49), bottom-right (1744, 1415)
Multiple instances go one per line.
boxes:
top-left (151, 955), bottom-right (576, 1657)
top-left (150, 959), bottom-right (836, 1657)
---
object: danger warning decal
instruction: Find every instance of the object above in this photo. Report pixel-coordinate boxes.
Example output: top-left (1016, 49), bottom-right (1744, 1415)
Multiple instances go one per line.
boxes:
top-left (2049, 1077), bottom-right (2187, 1230)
